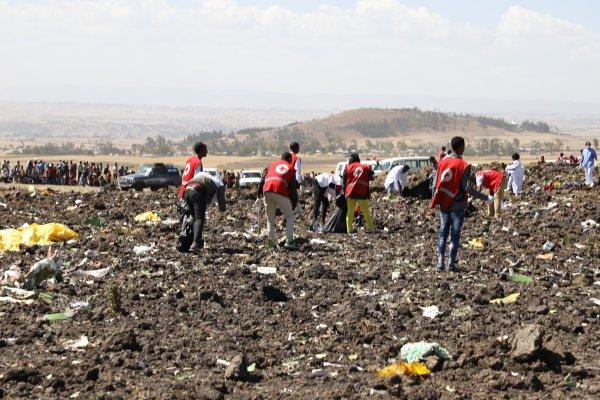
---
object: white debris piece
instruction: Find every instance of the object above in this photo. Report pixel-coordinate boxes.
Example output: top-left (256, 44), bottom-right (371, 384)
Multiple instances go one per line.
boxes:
top-left (420, 305), bottom-right (441, 319)
top-left (256, 266), bottom-right (277, 275)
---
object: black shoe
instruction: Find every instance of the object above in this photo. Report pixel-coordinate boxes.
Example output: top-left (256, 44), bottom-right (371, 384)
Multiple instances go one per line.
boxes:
top-left (436, 257), bottom-right (445, 271)
top-left (284, 240), bottom-right (299, 250)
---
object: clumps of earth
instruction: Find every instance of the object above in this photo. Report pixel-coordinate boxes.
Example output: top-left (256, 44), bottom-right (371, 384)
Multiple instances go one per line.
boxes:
top-left (0, 163), bottom-right (598, 399)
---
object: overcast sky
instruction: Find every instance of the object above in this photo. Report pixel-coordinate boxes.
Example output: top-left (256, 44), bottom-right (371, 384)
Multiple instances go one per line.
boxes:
top-left (1, 0), bottom-right (599, 108)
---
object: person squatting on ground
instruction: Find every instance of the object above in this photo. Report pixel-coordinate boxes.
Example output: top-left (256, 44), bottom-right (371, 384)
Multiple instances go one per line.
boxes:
top-left (342, 153), bottom-right (374, 234)
top-left (581, 141), bottom-right (597, 187)
top-left (259, 152), bottom-right (299, 250)
top-left (384, 164), bottom-right (410, 195)
top-left (289, 142), bottom-right (303, 188)
top-left (431, 136), bottom-right (487, 272)
top-left (505, 152), bottom-right (526, 195)
top-left (310, 172), bottom-right (337, 231)
top-left (476, 168), bottom-right (507, 218)
top-left (182, 171), bottom-right (227, 254)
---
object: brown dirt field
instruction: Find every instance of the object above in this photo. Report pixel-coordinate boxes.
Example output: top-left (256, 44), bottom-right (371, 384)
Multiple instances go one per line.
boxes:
top-left (0, 163), bottom-right (598, 399)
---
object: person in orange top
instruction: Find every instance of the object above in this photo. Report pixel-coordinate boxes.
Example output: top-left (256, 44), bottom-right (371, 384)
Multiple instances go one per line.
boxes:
top-left (476, 168), bottom-right (508, 218)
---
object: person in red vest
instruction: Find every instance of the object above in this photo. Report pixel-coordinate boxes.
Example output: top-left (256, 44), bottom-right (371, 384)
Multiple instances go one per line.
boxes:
top-left (438, 146), bottom-right (447, 161)
top-left (342, 153), bottom-right (374, 234)
top-left (431, 136), bottom-right (487, 271)
top-left (179, 142), bottom-right (207, 199)
top-left (289, 142), bottom-right (303, 187)
top-left (259, 152), bottom-right (299, 250)
top-left (475, 168), bottom-right (507, 218)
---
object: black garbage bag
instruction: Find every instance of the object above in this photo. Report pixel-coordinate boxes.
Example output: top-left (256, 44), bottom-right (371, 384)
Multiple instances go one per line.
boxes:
top-left (405, 177), bottom-right (433, 200)
top-left (323, 195), bottom-right (348, 233)
top-left (176, 200), bottom-right (194, 253)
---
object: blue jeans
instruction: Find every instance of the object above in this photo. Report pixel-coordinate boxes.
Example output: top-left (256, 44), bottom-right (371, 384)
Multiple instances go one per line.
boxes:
top-left (437, 208), bottom-right (465, 268)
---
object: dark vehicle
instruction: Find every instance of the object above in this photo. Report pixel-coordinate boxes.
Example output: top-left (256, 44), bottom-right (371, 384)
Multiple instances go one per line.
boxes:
top-left (118, 163), bottom-right (181, 191)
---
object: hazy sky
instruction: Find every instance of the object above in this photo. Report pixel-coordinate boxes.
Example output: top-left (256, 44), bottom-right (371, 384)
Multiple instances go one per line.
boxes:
top-left (1, 0), bottom-right (599, 107)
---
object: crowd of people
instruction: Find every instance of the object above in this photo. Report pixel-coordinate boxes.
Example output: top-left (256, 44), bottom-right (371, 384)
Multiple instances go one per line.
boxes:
top-left (176, 139), bottom-right (598, 273)
top-left (1, 160), bottom-right (132, 187)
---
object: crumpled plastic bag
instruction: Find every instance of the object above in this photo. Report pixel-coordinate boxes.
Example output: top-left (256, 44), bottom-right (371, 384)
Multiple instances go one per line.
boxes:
top-left (22, 258), bottom-right (62, 290)
top-left (377, 362), bottom-right (430, 378)
top-left (400, 341), bottom-right (453, 363)
top-left (490, 292), bottom-right (520, 304)
top-left (134, 212), bottom-right (161, 224)
top-left (467, 238), bottom-right (484, 248)
top-left (0, 223), bottom-right (78, 251)
top-left (581, 219), bottom-right (597, 231)
top-left (1, 265), bottom-right (22, 284)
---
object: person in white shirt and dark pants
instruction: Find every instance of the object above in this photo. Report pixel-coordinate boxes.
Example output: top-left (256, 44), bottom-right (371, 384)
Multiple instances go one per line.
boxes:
top-left (384, 164), bottom-right (410, 195)
top-left (505, 153), bottom-right (525, 195)
top-left (310, 172), bottom-right (336, 231)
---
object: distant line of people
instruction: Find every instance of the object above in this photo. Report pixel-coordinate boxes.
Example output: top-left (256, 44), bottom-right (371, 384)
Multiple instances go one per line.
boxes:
top-left (1, 160), bottom-right (131, 187)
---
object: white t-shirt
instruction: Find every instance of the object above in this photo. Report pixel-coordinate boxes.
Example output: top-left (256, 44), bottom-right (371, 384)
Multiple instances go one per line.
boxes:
top-left (315, 173), bottom-right (334, 188)
top-left (505, 160), bottom-right (525, 181)
top-left (384, 165), bottom-right (407, 189)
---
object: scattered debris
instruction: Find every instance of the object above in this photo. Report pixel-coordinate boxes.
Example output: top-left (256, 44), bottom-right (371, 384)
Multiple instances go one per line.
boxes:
top-left (377, 362), bottom-right (430, 378)
top-left (490, 293), bottom-right (520, 305)
top-left (135, 211), bottom-right (161, 224)
top-left (542, 241), bottom-right (555, 252)
top-left (419, 305), bottom-right (441, 319)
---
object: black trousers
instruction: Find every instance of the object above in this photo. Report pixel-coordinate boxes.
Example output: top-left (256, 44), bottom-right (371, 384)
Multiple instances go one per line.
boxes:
top-left (184, 188), bottom-right (207, 247)
top-left (312, 182), bottom-right (329, 225)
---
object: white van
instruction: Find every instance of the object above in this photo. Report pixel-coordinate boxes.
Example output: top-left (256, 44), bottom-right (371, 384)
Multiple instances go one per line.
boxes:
top-left (379, 157), bottom-right (433, 173)
top-left (334, 159), bottom-right (384, 177)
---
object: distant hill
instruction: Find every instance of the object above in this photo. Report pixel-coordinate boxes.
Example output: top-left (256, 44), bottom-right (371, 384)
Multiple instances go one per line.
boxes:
top-left (245, 108), bottom-right (553, 145)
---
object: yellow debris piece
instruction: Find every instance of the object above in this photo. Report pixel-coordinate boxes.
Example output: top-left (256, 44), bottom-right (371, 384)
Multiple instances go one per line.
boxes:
top-left (468, 238), bottom-right (485, 248)
top-left (134, 212), bottom-right (161, 223)
top-left (490, 292), bottom-right (520, 305)
top-left (377, 362), bottom-right (431, 378)
top-left (537, 253), bottom-right (554, 260)
top-left (0, 223), bottom-right (78, 252)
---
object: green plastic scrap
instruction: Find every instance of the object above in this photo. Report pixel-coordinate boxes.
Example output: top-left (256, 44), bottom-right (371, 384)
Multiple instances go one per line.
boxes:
top-left (44, 312), bottom-right (69, 322)
top-left (451, 305), bottom-right (473, 317)
top-left (38, 293), bottom-right (54, 304)
top-left (511, 274), bottom-right (533, 284)
top-left (86, 217), bottom-right (103, 229)
top-left (400, 341), bottom-right (453, 363)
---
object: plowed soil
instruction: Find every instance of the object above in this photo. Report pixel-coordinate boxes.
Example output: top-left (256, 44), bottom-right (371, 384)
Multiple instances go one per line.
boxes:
top-left (1, 163), bottom-right (599, 399)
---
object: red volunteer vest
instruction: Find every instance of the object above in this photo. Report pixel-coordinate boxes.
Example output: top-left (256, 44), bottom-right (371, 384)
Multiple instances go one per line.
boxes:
top-left (430, 157), bottom-right (469, 210)
top-left (290, 152), bottom-right (300, 169)
top-left (179, 155), bottom-right (202, 198)
top-left (263, 160), bottom-right (295, 198)
top-left (345, 162), bottom-right (370, 198)
top-left (478, 170), bottom-right (504, 192)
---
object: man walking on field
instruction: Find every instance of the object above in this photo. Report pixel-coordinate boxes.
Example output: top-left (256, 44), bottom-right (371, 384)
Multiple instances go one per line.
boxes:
top-left (581, 141), bottom-right (597, 187)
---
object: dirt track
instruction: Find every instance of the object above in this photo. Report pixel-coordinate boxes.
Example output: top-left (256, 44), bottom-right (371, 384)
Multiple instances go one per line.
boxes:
top-left (0, 163), bottom-right (598, 399)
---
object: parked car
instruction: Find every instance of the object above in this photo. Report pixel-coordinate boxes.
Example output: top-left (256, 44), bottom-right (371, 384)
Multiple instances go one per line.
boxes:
top-left (239, 170), bottom-right (263, 188)
top-left (203, 168), bottom-right (223, 181)
top-left (380, 157), bottom-right (433, 173)
top-left (118, 163), bottom-right (181, 191)
top-left (334, 157), bottom-right (433, 177)
top-left (334, 159), bottom-right (382, 177)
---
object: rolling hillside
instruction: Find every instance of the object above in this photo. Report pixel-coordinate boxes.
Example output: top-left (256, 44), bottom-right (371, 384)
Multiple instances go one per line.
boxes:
top-left (242, 108), bottom-right (558, 146)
